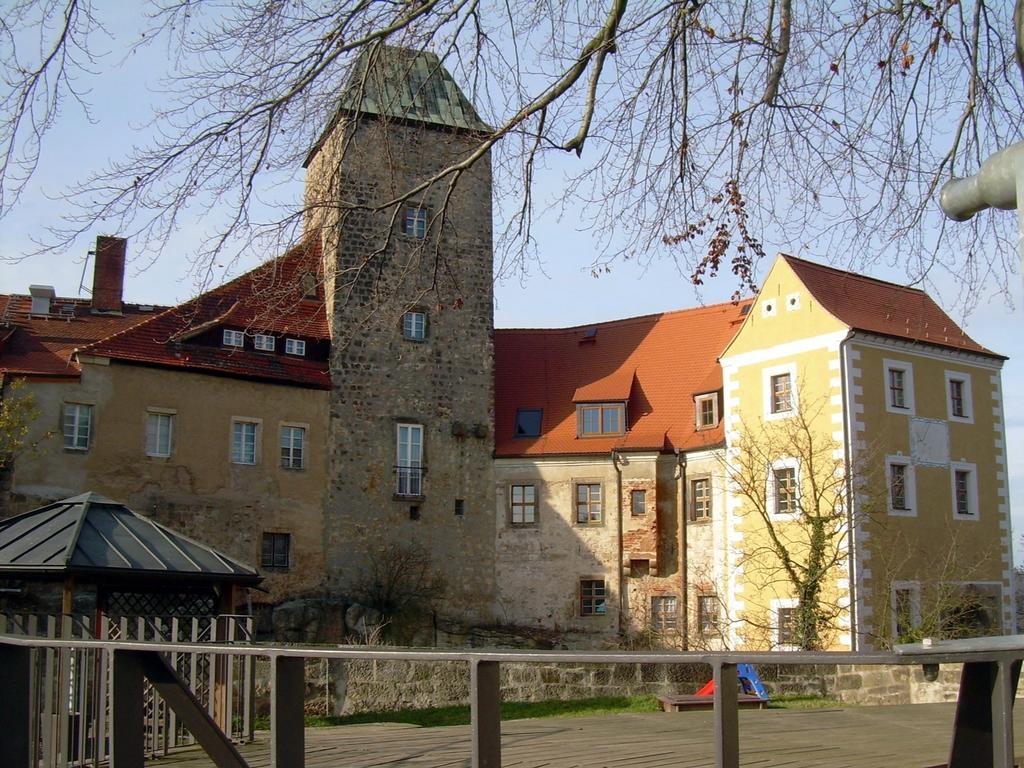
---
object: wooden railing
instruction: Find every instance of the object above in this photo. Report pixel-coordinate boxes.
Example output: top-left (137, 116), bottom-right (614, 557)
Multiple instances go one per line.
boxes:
top-left (1, 632), bottom-right (1022, 768)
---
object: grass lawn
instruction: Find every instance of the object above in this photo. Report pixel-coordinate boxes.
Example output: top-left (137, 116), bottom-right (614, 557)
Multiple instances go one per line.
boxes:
top-left (253, 693), bottom-right (841, 730)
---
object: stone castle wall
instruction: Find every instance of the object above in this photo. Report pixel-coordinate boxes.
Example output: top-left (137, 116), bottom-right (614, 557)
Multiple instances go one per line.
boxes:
top-left (306, 116), bottom-right (496, 623)
top-left (255, 656), bottom-right (966, 717)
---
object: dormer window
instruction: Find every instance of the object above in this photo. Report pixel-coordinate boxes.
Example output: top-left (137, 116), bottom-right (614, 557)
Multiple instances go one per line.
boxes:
top-left (695, 393), bottom-right (719, 429)
top-left (514, 408), bottom-right (542, 438)
top-left (299, 272), bottom-right (318, 299)
top-left (254, 333), bottom-right (275, 352)
top-left (223, 329), bottom-right (244, 348)
top-left (577, 403), bottom-right (625, 437)
top-left (29, 285), bottom-right (56, 315)
top-left (285, 338), bottom-right (306, 356)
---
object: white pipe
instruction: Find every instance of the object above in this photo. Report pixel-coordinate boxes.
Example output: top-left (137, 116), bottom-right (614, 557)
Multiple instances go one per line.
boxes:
top-left (940, 141), bottom-right (1024, 221)
top-left (939, 140), bottom-right (1024, 294)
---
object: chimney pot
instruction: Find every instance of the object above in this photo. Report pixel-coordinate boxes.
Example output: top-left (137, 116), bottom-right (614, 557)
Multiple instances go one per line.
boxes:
top-left (92, 236), bottom-right (126, 314)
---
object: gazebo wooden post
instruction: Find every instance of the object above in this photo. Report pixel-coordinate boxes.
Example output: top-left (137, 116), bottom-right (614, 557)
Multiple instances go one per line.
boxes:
top-left (212, 584), bottom-right (237, 731)
top-left (61, 577), bottom-right (74, 615)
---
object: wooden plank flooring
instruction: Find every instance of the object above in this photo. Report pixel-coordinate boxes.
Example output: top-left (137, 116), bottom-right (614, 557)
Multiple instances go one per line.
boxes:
top-left (147, 703), bottom-right (1024, 768)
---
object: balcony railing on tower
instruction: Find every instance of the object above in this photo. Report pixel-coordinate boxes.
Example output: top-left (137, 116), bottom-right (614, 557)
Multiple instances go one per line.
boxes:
top-left (395, 465), bottom-right (424, 496)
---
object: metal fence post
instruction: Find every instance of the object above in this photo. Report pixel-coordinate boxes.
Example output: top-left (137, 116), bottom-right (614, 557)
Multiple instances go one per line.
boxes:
top-left (0, 644), bottom-right (34, 768)
top-left (471, 659), bottom-right (501, 768)
top-left (111, 650), bottom-right (146, 768)
top-left (991, 659), bottom-right (1020, 768)
top-left (271, 655), bottom-right (305, 768)
top-left (713, 662), bottom-right (739, 768)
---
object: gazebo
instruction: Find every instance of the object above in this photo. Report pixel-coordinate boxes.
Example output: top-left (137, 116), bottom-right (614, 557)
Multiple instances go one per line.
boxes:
top-left (0, 492), bottom-right (262, 619)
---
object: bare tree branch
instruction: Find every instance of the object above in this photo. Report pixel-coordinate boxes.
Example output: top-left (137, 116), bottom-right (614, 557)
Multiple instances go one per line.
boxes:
top-left (1, 1), bottom-right (1022, 309)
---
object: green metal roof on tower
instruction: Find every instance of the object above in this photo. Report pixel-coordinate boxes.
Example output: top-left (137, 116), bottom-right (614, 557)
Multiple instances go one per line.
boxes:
top-left (305, 45), bottom-right (490, 167)
top-left (343, 45), bottom-right (490, 132)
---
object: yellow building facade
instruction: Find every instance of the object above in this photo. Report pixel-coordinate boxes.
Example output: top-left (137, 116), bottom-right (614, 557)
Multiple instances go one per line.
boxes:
top-left (721, 255), bottom-right (1011, 650)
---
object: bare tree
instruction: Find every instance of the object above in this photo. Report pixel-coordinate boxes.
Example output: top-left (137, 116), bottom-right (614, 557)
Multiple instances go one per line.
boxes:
top-left (351, 541), bottom-right (447, 624)
top-left (725, 393), bottom-right (866, 651)
top-left (3, 2), bottom-right (1024, 303)
top-left (873, 524), bottom-right (1004, 648)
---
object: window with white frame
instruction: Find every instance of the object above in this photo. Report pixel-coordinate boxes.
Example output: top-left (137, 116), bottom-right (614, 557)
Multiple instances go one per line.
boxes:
top-left (891, 581), bottom-right (921, 643)
top-left (146, 411), bottom-right (174, 457)
top-left (883, 360), bottom-right (915, 414)
top-left (396, 423), bottom-right (424, 496)
top-left (773, 598), bottom-right (800, 649)
top-left (885, 456), bottom-right (916, 516)
top-left (769, 460), bottom-right (799, 518)
top-left (509, 484), bottom-right (537, 525)
top-left (575, 483), bottom-right (603, 524)
top-left (950, 462), bottom-right (978, 519)
top-left (402, 206), bottom-right (428, 238)
top-left (231, 419), bottom-right (259, 465)
top-left (63, 403), bottom-right (92, 451)
top-left (403, 311), bottom-right (427, 341)
top-left (223, 329), bottom-right (244, 348)
top-left (651, 595), bottom-right (678, 631)
top-left (254, 333), bottom-right (275, 352)
top-left (284, 338), bottom-right (306, 356)
top-left (944, 370), bottom-right (973, 423)
top-left (695, 393), bottom-right (719, 429)
top-left (763, 364), bottom-right (796, 418)
top-left (280, 425), bottom-right (305, 470)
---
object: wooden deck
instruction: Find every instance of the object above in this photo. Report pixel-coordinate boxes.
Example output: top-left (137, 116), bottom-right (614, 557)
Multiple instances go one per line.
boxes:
top-left (148, 702), bottom-right (1024, 768)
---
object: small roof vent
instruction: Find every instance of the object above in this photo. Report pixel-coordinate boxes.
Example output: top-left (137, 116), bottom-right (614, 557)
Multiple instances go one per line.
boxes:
top-left (29, 285), bottom-right (56, 315)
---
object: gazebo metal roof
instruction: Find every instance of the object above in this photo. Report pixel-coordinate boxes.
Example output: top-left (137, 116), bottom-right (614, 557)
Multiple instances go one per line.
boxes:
top-left (0, 492), bottom-right (261, 585)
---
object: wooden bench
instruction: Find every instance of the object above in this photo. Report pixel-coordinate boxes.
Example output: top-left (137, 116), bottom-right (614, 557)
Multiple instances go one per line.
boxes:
top-left (657, 693), bottom-right (769, 712)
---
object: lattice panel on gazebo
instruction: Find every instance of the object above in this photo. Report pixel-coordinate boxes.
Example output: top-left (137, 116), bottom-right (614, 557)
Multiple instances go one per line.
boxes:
top-left (104, 589), bottom-right (217, 618)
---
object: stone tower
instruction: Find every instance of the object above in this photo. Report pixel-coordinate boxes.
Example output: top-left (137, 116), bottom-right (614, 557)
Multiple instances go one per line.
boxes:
top-left (304, 47), bottom-right (495, 625)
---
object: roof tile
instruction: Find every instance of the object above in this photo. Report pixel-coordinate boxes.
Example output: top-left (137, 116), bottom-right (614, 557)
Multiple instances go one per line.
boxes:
top-left (82, 238), bottom-right (331, 389)
top-left (494, 302), bottom-right (750, 457)
top-left (0, 296), bottom-right (164, 378)
top-left (783, 255), bottom-right (1002, 358)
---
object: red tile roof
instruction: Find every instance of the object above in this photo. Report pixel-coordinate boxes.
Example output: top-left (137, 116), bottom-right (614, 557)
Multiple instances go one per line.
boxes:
top-left (0, 295), bottom-right (163, 378)
top-left (494, 302), bottom-right (751, 457)
top-left (83, 238), bottom-right (331, 389)
top-left (572, 366), bottom-right (635, 402)
top-left (783, 255), bottom-right (1003, 359)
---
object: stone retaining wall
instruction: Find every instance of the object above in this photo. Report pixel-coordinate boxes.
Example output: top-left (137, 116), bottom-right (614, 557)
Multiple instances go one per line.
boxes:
top-left (254, 658), bottom-right (966, 716)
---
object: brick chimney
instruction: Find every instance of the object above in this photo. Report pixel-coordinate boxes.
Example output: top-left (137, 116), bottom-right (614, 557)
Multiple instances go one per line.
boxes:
top-left (92, 236), bottom-right (126, 314)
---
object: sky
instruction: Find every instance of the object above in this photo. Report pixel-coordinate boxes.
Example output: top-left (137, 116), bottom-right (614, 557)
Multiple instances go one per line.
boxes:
top-left (1, 8), bottom-right (1022, 561)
